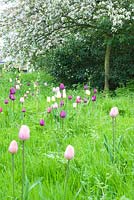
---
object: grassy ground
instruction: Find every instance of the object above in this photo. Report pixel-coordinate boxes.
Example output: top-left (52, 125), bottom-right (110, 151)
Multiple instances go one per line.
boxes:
top-left (0, 71), bottom-right (134, 200)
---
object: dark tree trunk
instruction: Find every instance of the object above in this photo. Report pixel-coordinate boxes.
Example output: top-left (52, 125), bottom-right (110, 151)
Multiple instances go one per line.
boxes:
top-left (104, 42), bottom-right (111, 91)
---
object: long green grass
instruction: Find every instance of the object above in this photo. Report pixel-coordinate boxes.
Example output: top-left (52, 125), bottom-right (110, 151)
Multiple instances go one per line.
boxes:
top-left (0, 71), bottom-right (134, 200)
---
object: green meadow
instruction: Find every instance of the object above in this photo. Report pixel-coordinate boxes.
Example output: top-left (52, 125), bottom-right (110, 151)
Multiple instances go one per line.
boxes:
top-left (0, 71), bottom-right (134, 200)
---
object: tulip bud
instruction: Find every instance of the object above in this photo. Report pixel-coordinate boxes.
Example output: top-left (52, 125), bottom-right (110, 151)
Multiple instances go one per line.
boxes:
top-left (9, 140), bottom-right (18, 154)
top-left (64, 145), bottom-right (74, 160)
top-left (19, 125), bottom-right (30, 140)
top-left (110, 107), bottom-right (119, 118)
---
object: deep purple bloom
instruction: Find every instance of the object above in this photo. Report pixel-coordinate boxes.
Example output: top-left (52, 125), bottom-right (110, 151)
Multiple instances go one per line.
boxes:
top-left (94, 88), bottom-right (97, 94)
top-left (92, 95), bottom-right (96, 101)
top-left (9, 94), bottom-right (16, 101)
top-left (10, 87), bottom-right (16, 94)
top-left (59, 83), bottom-right (65, 90)
top-left (40, 119), bottom-right (45, 126)
top-left (22, 108), bottom-right (26, 112)
top-left (60, 100), bottom-right (64, 107)
top-left (68, 95), bottom-right (72, 100)
top-left (84, 85), bottom-right (88, 90)
top-left (60, 110), bottom-right (66, 118)
top-left (4, 99), bottom-right (9, 104)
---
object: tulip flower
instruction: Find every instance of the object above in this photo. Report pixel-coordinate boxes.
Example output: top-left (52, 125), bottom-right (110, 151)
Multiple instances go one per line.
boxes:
top-left (73, 103), bottom-right (77, 108)
top-left (63, 92), bottom-right (67, 99)
top-left (51, 96), bottom-right (56, 102)
top-left (15, 85), bottom-right (20, 90)
top-left (60, 110), bottom-right (66, 118)
top-left (52, 102), bottom-right (58, 109)
top-left (64, 145), bottom-right (74, 160)
top-left (18, 125), bottom-right (30, 199)
top-left (64, 145), bottom-right (74, 200)
top-left (22, 108), bottom-right (26, 113)
top-left (4, 99), bottom-right (9, 104)
top-left (68, 95), bottom-right (72, 100)
top-left (10, 87), bottom-right (16, 94)
top-left (60, 100), bottom-right (64, 107)
top-left (8, 140), bottom-right (18, 199)
top-left (59, 83), bottom-right (65, 90)
top-left (9, 94), bottom-right (16, 101)
top-left (92, 95), bottom-right (96, 101)
top-left (47, 107), bottom-right (52, 113)
top-left (56, 91), bottom-right (61, 98)
top-left (19, 97), bottom-right (23, 103)
top-left (84, 84), bottom-right (88, 90)
top-left (19, 125), bottom-right (30, 141)
top-left (8, 140), bottom-right (18, 154)
top-left (0, 107), bottom-right (3, 112)
top-left (83, 98), bottom-right (88, 103)
top-left (109, 107), bottom-right (119, 162)
top-left (110, 107), bottom-right (119, 118)
top-left (47, 96), bottom-right (51, 103)
top-left (85, 90), bottom-right (91, 96)
top-left (93, 88), bottom-right (97, 94)
top-left (55, 87), bottom-right (60, 92)
top-left (76, 97), bottom-right (81, 104)
top-left (40, 119), bottom-right (45, 126)
top-left (20, 97), bottom-right (25, 104)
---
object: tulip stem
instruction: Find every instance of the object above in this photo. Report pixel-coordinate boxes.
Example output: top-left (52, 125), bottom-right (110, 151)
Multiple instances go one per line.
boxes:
top-left (22, 141), bottom-right (25, 200)
top-left (12, 154), bottom-right (15, 199)
top-left (61, 119), bottom-right (64, 131)
top-left (112, 118), bottom-right (116, 162)
top-left (64, 160), bottom-right (70, 200)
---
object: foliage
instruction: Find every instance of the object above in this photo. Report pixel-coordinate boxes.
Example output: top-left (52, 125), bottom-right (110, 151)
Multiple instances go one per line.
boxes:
top-left (45, 35), bottom-right (105, 88)
top-left (1, 0), bottom-right (134, 65)
top-left (45, 34), bottom-right (134, 90)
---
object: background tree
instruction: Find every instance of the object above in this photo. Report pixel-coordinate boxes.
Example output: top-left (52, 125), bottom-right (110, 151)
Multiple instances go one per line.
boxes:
top-left (1, 0), bottom-right (134, 89)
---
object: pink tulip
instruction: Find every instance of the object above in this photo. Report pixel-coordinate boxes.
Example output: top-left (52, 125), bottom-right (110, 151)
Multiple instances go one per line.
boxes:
top-left (110, 107), bottom-right (119, 118)
top-left (64, 145), bottom-right (74, 160)
top-left (19, 125), bottom-right (30, 140)
top-left (0, 107), bottom-right (3, 112)
top-left (9, 140), bottom-right (18, 154)
top-left (47, 107), bottom-right (52, 113)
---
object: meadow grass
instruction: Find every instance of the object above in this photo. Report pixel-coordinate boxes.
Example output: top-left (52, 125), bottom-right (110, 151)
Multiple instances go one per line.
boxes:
top-left (0, 71), bottom-right (134, 200)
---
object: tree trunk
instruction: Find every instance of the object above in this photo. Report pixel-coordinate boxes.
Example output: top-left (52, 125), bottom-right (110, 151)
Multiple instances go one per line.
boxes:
top-left (104, 42), bottom-right (111, 91)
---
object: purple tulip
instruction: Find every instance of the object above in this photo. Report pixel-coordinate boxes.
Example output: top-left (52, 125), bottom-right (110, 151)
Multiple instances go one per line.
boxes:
top-left (92, 95), bottom-right (96, 101)
top-left (4, 99), bottom-right (9, 104)
top-left (94, 88), bottom-right (97, 94)
top-left (60, 110), bottom-right (66, 118)
top-left (60, 100), bottom-right (64, 107)
top-left (68, 95), bottom-right (72, 100)
top-left (84, 84), bottom-right (88, 90)
top-left (40, 119), bottom-right (45, 126)
top-left (59, 83), bottom-right (65, 90)
top-left (22, 108), bottom-right (26, 112)
top-left (9, 94), bottom-right (16, 101)
top-left (10, 87), bottom-right (16, 94)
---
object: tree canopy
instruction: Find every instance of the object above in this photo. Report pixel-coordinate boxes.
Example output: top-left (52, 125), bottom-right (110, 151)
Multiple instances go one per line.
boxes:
top-left (1, 0), bottom-right (134, 64)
